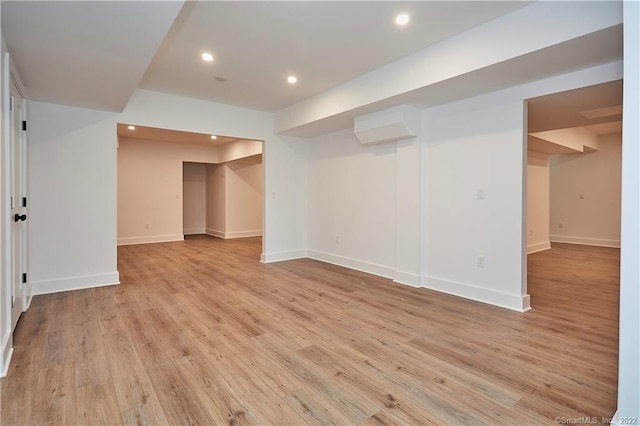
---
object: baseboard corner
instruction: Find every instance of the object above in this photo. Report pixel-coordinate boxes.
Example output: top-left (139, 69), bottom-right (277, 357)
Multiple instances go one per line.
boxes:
top-left (1, 332), bottom-right (14, 378)
top-left (421, 275), bottom-right (529, 312)
top-left (527, 241), bottom-right (551, 254)
top-left (394, 270), bottom-right (422, 288)
top-left (261, 250), bottom-right (308, 263)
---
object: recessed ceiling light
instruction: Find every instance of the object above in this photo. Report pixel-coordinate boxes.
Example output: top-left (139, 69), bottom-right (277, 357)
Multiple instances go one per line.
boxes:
top-left (128, 125), bottom-right (135, 130)
top-left (201, 52), bottom-right (214, 62)
top-left (287, 75), bottom-right (297, 84)
top-left (211, 135), bottom-right (217, 140)
top-left (395, 13), bottom-right (410, 26)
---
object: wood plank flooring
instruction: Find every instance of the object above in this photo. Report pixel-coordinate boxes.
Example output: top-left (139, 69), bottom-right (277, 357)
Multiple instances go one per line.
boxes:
top-left (1, 237), bottom-right (619, 424)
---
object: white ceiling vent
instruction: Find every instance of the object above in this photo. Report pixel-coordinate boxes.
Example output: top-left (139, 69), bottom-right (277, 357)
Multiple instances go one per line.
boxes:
top-left (579, 105), bottom-right (622, 119)
top-left (354, 105), bottom-right (420, 145)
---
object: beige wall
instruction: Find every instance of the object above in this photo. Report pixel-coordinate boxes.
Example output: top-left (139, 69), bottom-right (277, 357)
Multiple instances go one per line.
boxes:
top-left (226, 155), bottom-right (263, 236)
top-left (205, 164), bottom-right (226, 237)
top-left (527, 151), bottom-right (551, 253)
top-left (183, 162), bottom-right (207, 234)
top-left (550, 132), bottom-right (622, 247)
top-left (118, 138), bottom-right (217, 245)
top-left (118, 137), bottom-right (263, 244)
top-left (206, 155), bottom-right (263, 238)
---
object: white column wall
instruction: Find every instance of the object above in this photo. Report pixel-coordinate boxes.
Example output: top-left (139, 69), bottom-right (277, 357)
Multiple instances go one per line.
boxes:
top-left (616, 0), bottom-right (640, 419)
top-left (29, 101), bottom-right (119, 295)
top-left (422, 96), bottom-right (528, 311)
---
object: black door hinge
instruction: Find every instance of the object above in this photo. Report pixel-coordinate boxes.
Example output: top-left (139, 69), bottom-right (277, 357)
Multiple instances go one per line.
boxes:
top-left (22, 197), bottom-right (27, 207)
top-left (22, 273), bottom-right (27, 284)
top-left (22, 120), bottom-right (27, 131)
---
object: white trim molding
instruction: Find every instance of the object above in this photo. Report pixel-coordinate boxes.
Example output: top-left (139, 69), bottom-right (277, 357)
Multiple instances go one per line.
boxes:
top-left (183, 228), bottom-right (206, 235)
top-left (527, 241), bottom-right (552, 254)
top-left (260, 250), bottom-right (307, 263)
top-left (206, 229), bottom-right (225, 239)
top-left (31, 272), bottom-right (120, 296)
top-left (1, 332), bottom-right (14, 378)
top-left (550, 235), bottom-right (621, 248)
top-left (206, 229), bottom-right (262, 239)
top-left (117, 234), bottom-right (184, 246)
top-left (306, 250), bottom-right (394, 279)
top-left (394, 270), bottom-right (422, 288)
top-left (421, 275), bottom-right (531, 312)
top-left (225, 230), bottom-right (262, 239)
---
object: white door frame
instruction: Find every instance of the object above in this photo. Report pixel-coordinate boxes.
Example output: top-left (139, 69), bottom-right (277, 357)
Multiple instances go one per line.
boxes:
top-left (1, 51), bottom-right (29, 377)
top-left (9, 73), bottom-right (28, 330)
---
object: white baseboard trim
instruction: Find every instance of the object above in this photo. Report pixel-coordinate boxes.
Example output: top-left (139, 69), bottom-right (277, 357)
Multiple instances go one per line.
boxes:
top-left (1, 331), bottom-right (13, 378)
top-left (260, 249), bottom-right (531, 312)
top-left (32, 272), bottom-right (120, 296)
top-left (421, 275), bottom-right (531, 312)
top-left (206, 229), bottom-right (225, 239)
top-left (226, 230), bottom-right (262, 239)
top-left (183, 228), bottom-right (206, 235)
top-left (206, 229), bottom-right (262, 239)
top-left (261, 250), bottom-right (308, 263)
top-left (527, 241), bottom-right (551, 254)
top-left (307, 250), bottom-right (394, 279)
top-left (394, 270), bottom-right (422, 288)
top-left (117, 234), bottom-right (184, 246)
top-left (550, 235), bottom-right (620, 248)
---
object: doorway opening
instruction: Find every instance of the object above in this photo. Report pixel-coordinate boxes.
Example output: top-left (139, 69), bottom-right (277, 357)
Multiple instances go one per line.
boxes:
top-left (525, 80), bottom-right (623, 301)
top-left (523, 81), bottom-right (622, 410)
top-left (183, 156), bottom-right (263, 240)
top-left (116, 124), bottom-right (264, 259)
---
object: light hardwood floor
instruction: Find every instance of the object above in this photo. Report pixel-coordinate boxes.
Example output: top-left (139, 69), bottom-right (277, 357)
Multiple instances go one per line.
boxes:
top-left (1, 237), bottom-right (619, 425)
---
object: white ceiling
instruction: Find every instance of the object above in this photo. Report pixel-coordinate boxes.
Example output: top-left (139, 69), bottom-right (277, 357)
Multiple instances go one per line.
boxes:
top-left (2, 1), bottom-right (184, 112)
top-left (116, 123), bottom-right (249, 146)
top-left (140, 1), bottom-right (529, 111)
top-left (1, 0), bottom-right (624, 146)
top-left (2, 1), bottom-right (529, 113)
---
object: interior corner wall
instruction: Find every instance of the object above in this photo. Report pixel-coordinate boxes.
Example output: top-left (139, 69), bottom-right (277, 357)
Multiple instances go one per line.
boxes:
top-left (307, 128), bottom-right (397, 277)
top-left (205, 163), bottom-right (225, 238)
top-left (28, 101), bottom-right (119, 295)
top-left (224, 156), bottom-right (263, 238)
top-left (527, 151), bottom-right (551, 254)
top-left (117, 137), bottom-right (218, 245)
top-left (550, 133), bottom-right (622, 248)
top-left (183, 162), bottom-right (207, 235)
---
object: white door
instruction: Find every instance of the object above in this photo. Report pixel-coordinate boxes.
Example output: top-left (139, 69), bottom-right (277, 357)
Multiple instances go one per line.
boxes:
top-left (10, 79), bottom-right (27, 331)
